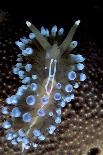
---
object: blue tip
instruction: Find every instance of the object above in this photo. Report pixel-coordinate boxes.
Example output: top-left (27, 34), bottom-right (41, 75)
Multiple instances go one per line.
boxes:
top-left (65, 84), bottom-right (73, 92)
top-left (58, 28), bottom-right (64, 36)
top-left (20, 37), bottom-right (31, 44)
top-left (26, 95), bottom-right (36, 106)
top-left (56, 83), bottom-right (62, 89)
top-left (80, 73), bottom-right (86, 81)
top-left (15, 41), bottom-right (25, 49)
top-left (60, 100), bottom-right (66, 107)
top-left (32, 74), bottom-right (38, 80)
top-left (22, 137), bottom-right (30, 144)
top-left (37, 108), bottom-right (46, 117)
top-left (22, 112), bottom-right (32, 123)
top-left (11, 107), bottom-right (21, 117)
top-left (32, 143), bottom-right (38, 148)
top-left (49, 111), bottom-right (54, 116)
top-left (41, 96), bottom-right (49, 105)
top-left (16, 63), bottom-right (22, 68)
top-left (48, 125), bottom-right (56, 134)
top-left (41, 26), bottom-right (46, 36)
top-left (6, 131), bottom-right (14, 140)
top-left (77, 63), bottom-right (85, 70)
top-left (56, 108), bottom-right (61, 115)
top-left (74, 83), bottom-right (79, 88)
top-left (54, 92), bottom-right (61, 101)
top-left (2, 120), bottom-right (11, 129)
top-left (18, 70), bottom-right (24, 79)
top-left (55, 116), bottom-right (61, 124)
top-left (72, 54), bottom-right (85, 63)
top-left (22, 48), bottom-right (33, 56)
top-left (11, 139), bottom-right (18, 145)
top-left (1, 106), bottom-right (9, 115)
top-left (22, 77), bottom-right (31, 84)
top-left (29, 33), bottom-right (36, 39)
top-left (25, 64), bottom-right (32, 72)
top-left (38, 135), bottom-right (45, 141)
top-left (68, 71), bottom-right (76, 80)
top-left (12, 67), bottom-right (20, 74)
top-left (31, 83), bottom-right (38, 91)
top-left (18, 129), bottom-right (25, 137)
top-left (33, 129), bottom-right (41, 137)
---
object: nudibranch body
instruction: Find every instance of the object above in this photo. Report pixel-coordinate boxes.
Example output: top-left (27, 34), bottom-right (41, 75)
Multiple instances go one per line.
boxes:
top-left (1, 20), bottom-right (86, 153)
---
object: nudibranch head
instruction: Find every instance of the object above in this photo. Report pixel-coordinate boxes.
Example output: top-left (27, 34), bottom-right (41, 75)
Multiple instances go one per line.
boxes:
top-left (1, 19), bottom-right (86, 153)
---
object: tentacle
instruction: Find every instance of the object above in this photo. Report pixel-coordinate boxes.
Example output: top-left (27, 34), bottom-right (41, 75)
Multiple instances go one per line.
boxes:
top-left (59, 20), bottom-right (80, 54)
top-left (26, 21), bottom-right (51, 50)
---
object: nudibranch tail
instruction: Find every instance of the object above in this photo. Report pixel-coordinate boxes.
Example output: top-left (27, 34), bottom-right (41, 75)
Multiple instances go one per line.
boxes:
top-left (1, 19), bottom-right (86, 153)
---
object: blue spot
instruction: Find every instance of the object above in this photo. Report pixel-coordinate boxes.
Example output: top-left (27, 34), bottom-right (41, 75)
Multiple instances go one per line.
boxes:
top-left (22, 112), bottom-right (32, 123)
top-left (1, 107), bottom-right (9, 115)
top-left (29, 33), bottom-right (36, 39)
top-left (33, 129), bottom-right (41, 137)
top-left (65, 84), bottom-right (73, 92)
top-left (11, 107), bottom-right (21, 117)
top-left (2, 121), bottom-right (11, 129)
top-left (48, 125), bottom-right (56, 134)
top-left (54, 92), bottom-right (61, 101)
top-left (37, 108), bottom-right (46, 117)
top-left (55, 116), bottom-right (61, 124)
top-left (38, 135), bottom-right (45, 141)
top-left (68, 71), bottom-right (76, 80)
top-left (41, 96), bottom-right (49, 105)
top-left (22, 77), bottom-right (30, 84)
top-left (31, 83), bottom-right (38, 91)
top-left (26, 95), bottom-right (36, 106)
top-left (56, 83), bottom-right (62, 89)
top-left (80, 73), bottom-right (86, 81)
top-left (25, 64), bottom-right (32, 72)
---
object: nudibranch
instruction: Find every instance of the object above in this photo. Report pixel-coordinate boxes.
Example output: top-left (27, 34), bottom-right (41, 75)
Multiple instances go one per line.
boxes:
top-left (1, 20), bottom-right (86, 153)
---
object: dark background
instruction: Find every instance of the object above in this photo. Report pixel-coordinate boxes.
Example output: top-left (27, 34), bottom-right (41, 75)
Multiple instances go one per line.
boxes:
top-left (0, 0), bottom-right (103, 46)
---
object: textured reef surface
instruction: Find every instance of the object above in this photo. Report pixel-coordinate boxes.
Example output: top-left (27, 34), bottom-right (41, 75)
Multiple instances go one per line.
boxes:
top-left (0, 10), bottom-right (103, 155)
